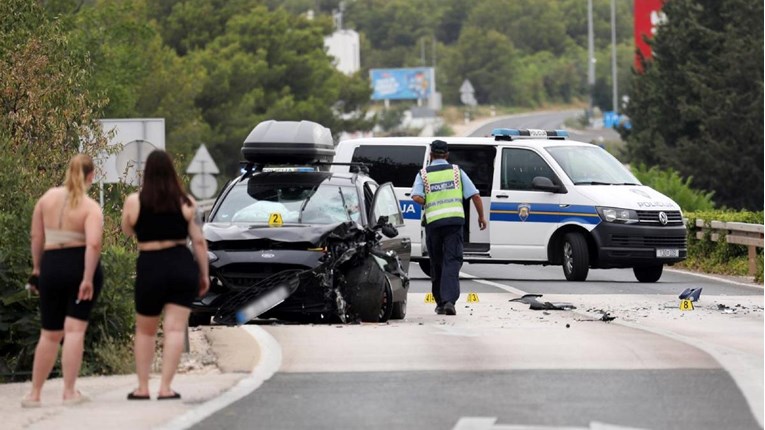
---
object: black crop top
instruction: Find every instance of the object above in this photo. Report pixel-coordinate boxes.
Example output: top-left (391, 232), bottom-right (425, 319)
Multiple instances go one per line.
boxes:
top-left (134, 205), bottom-right (188, 242)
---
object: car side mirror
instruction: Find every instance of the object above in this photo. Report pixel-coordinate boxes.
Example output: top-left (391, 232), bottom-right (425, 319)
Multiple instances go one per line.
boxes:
top-left (532, 176), bottom-right (564, 193)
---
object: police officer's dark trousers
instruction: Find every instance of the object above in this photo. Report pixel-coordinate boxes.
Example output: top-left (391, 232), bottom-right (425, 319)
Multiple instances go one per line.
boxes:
top-left (425, 224), bottom-right (464, 305)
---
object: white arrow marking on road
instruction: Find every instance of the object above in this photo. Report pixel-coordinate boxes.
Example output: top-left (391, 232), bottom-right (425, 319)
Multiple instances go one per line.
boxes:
top-left (453, 417), bottom-right (650, 430)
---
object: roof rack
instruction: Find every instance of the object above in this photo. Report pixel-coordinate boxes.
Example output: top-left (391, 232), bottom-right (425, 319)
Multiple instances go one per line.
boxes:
top-left (491, 128), bottom-right (569, 141)
top-left (239, 161), bottom-right (370, 177)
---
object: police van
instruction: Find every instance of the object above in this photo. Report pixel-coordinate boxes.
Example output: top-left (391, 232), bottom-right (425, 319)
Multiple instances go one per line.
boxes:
top-left (331, 129), bottom-right (687, 283)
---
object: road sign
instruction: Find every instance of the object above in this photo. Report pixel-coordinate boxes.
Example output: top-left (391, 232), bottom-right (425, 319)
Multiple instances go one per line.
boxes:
top-left (187, 144), bottom-right (220, 174)
top-left (115, 139), bottom-right (156, 186)
top-left (459, 79), bottom-right (477, 106)
top-left (190, 173), bottom-right (217, 199)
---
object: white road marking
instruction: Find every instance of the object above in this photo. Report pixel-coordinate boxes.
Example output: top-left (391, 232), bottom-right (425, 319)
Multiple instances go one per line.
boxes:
top-left (665, 267), bottom-right (762, 289)
top-left (453, 416), bottom-right (649, 430)
top-left (460, 271), bottom-right (527, 296)
top-left (157, 325), bottom-right (282, 430)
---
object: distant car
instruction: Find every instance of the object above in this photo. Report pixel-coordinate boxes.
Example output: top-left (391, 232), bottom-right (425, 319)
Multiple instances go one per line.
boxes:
top-left (190, 120), bottom-right (411, 325)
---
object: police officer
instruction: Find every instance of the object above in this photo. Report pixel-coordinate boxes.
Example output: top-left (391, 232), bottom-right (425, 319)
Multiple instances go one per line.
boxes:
top-left (411, 140), bottom-right (487, 315)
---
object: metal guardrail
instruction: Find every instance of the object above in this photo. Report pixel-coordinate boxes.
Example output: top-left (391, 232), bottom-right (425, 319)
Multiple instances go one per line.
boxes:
top-left (694, 219), bottom-right (764, 275)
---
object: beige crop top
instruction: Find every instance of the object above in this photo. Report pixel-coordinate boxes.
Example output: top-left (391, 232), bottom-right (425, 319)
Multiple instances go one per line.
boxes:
top-left (44, 194), bottom-right (87, 246)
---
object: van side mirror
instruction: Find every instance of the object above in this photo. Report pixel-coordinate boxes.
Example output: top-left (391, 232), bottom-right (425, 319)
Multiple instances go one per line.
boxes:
top-left (532, 176), bottom-right (564, 193)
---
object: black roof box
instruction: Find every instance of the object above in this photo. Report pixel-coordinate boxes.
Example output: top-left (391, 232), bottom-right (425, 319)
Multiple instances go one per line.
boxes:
top-left (241, 120), bottom-right (335, 164)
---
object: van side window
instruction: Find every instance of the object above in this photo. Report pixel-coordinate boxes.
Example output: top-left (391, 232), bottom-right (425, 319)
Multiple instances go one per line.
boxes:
top-left (351, 146), bottom-right (426, 187)
top-left (501, 148), bottom-right (556, 191)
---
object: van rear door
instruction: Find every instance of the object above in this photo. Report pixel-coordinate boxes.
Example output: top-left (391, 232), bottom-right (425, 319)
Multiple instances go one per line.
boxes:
top-left (349, 144), bottom-right (427, 256)
top-left (442, 145), bottom-right (496, 256)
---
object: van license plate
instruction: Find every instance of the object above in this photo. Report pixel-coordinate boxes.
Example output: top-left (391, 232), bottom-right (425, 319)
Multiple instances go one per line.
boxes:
top-left (656, 249), bottom-right (679, 258)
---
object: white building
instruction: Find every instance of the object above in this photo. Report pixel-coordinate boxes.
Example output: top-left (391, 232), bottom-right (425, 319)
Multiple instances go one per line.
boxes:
top-left (324, 30), bottom-right (360, 75)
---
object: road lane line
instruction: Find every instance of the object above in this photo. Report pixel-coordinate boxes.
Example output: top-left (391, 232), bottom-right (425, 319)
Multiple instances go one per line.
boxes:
top-left (665, 267), bottom-right (762, 288)
top-left (459, 271), bottom-right (527, 296)
top-left (157, 325), bottom-right (282, 430)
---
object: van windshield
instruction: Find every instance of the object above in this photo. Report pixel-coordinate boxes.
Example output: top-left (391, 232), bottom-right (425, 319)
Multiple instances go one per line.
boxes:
top-left (546, 146), bottom-right (640, 186)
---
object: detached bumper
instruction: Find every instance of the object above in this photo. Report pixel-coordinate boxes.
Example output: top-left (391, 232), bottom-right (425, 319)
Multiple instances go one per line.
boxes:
top-left (590, 222), bottom-right (687, 268)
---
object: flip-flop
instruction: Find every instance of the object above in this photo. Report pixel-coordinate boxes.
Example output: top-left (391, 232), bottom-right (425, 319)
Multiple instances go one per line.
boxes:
top-left (127, 392), bottom-right (151, 400)
top-left (62, 392), bottom-right (90, 406)
top-left (157, 392), bottom-right (181, 400)
top-left (21, 397), bottom-right (41, 408)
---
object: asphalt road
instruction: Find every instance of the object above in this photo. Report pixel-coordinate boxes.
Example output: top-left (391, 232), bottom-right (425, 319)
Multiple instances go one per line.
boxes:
top-left (465, 109), bottom-right (623, 143)
top-left (193, 264), bottom-right (763, 430)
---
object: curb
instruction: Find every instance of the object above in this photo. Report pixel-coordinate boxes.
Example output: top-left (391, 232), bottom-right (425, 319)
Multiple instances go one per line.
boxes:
top-left (156, 326), bottom-right (282, 430)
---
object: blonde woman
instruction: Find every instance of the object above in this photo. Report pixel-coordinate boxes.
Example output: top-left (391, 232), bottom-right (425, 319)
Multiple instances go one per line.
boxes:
top-left (22, 154), bottom-right (104, 407)
top-left (121, 150), bottom-right (209, 400)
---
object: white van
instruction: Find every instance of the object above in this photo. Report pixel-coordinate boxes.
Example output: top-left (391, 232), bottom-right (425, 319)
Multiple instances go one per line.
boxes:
top-left (331, 129), bottom-right (687, 282)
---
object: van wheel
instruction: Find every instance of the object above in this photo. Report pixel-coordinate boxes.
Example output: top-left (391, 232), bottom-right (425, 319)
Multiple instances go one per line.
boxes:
top-left (562, 232), bottom-right (589, 281)
top-left (634, 265), bottom-right (663, 283)
top-left (418, 260), bottom-right (431, 277)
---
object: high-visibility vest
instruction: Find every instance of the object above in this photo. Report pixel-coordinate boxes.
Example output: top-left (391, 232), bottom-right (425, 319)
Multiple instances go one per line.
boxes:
top-left (422, 164), bottom-right (464, 224)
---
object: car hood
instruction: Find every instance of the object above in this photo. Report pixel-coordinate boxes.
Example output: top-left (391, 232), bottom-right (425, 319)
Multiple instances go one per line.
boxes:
top-left (204, 221), bottom-right (357, 247)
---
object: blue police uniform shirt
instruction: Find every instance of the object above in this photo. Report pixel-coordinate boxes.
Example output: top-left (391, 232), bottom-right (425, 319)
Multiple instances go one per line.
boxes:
top-left (410, 159), bottom-right (479, 199)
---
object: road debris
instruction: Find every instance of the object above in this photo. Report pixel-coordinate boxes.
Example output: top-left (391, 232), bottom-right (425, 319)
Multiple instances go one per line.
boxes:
top-left (509, 294), bottom-right (577, 311)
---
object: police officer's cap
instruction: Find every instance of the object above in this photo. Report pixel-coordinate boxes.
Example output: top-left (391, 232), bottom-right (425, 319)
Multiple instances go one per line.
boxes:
top-left (430, 140), bottom-right (448, 154)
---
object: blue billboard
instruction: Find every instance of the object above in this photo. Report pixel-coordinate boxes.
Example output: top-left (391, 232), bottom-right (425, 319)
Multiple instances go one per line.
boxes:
top-left (370, 67), bottom-right (434, 100)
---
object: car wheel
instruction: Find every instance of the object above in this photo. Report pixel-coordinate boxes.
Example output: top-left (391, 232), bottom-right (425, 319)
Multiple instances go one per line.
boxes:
top-left (378, 278), bottom-right (394, 323)
top-left (418, 259), bottom-right (431, 277)
top-left (188, 312), bottom-right (211, 327)
top-left (391, 296), bottom-right (407, 320)
top-left (634, 265), bottom-right (663, 283)
top-left (344, 257), bottom-right (386, 322)
top-left (562, 232), bottom-right (589, 281)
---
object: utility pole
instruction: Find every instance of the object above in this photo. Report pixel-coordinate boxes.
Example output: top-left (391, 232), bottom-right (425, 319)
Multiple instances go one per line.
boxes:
top-left (611, 0), bottom-right (618, 114)
top-left (587, 0), bottom-right (595, 124)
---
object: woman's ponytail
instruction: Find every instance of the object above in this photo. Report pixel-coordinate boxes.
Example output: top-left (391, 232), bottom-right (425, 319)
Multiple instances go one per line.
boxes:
top-left (64, 154), bottom-right (94, 208)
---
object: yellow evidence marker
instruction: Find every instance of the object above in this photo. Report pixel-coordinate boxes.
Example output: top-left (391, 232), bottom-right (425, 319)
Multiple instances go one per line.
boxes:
top-left (467, 292), bottom-right (480, 303)
top-left (679, 299), bottom-right (694, 311)
top-left (268, 212), bottom-right (283, 227)
top-left (424, 293), bottom-right (436, 303)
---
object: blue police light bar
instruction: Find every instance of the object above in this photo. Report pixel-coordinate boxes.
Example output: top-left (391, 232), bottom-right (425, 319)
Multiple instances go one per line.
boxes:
top-left (492, 128), bottom-right (569, 140)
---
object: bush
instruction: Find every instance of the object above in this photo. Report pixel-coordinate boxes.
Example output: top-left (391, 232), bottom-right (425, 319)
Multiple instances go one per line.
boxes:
top-left (631, 164), bottom-right (716, 212)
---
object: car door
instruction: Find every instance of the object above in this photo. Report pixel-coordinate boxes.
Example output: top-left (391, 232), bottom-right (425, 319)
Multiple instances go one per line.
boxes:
top-left (370, 182), bottom-right (411, 269)
top-left (491, 147), bottom-right (562, 261)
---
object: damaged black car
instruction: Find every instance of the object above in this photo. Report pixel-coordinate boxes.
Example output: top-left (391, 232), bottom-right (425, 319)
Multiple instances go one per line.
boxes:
top-left (190, 120), bottom-right (411, 325)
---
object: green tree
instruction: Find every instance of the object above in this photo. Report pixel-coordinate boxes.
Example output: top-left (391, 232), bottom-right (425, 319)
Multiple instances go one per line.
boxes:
top-left (68, 0), bottom-right (209, 159)
top-left (623, 0), bottom-right (763, 210)
top-left (0, 0), bottom-right (110, 377)
top-left (440, 27), bottom-right (519, 105)
top-left (191, 5), bottom-right (372, 175)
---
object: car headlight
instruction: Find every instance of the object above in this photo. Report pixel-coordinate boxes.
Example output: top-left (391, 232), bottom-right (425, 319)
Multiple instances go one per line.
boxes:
top-left (207, 251), bottom-right (219, 263)
top-left (596, 207), bottom-right (639, 224)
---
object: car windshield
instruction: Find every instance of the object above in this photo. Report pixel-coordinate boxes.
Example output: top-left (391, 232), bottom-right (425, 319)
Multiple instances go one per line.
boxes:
top-left (545, 145), bottom-right (641, 185)
top-left (212, 181), bottom-right (361, 225)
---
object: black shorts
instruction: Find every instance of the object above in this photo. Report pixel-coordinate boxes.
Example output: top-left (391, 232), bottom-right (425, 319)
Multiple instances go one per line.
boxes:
top-left (135, 246), bottom-right (199, 316)
top-left (38, 247), bottom-right (103, 331)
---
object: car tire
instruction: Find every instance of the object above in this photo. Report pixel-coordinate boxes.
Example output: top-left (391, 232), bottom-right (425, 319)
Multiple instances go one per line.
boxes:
top-left (391, 296), bottom-right (407, 320)
top-left (562, 232), bottom-right (589, 281)
top-left (378, 278), bottom-right (394, 323)
top-left (344, 257), bottom-right (386, 322)
top-left (188, 312), bottom-right (211, 327)
top-left (634, 265), bottom-right (663, 283)
top-left (418, 259), bottom-right (431, 277)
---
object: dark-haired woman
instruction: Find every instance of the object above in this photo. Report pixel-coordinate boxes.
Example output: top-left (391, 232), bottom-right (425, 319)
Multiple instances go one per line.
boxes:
top-left (22, 154), bottom-right (103, 407)
top-left (121, 150), bottom-right (209, 400)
